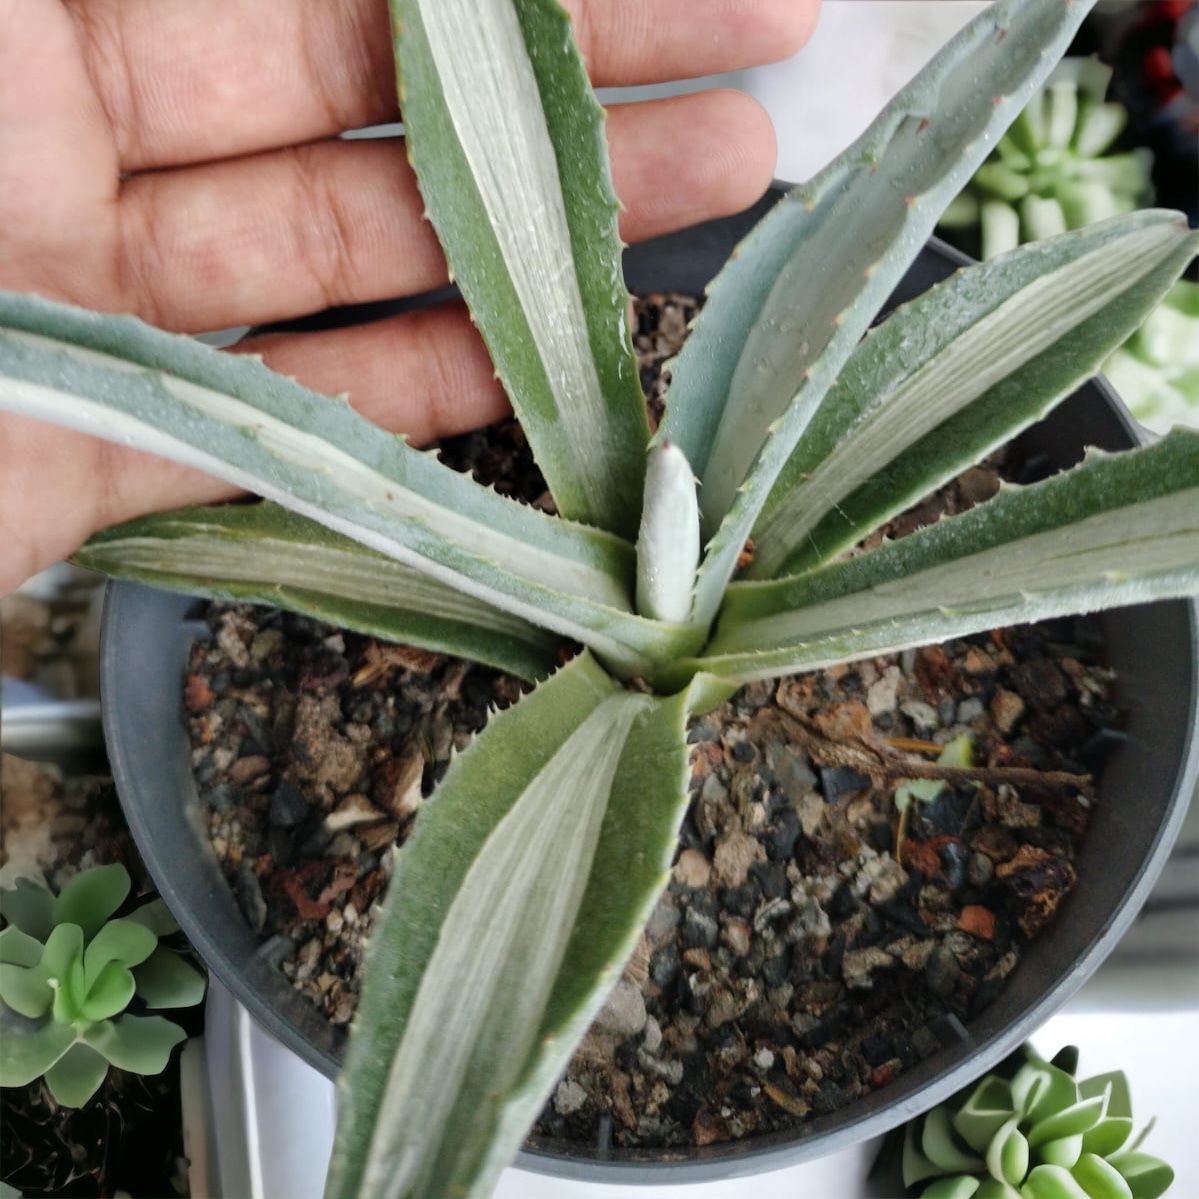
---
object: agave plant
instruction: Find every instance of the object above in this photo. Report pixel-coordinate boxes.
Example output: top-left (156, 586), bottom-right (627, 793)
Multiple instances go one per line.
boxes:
top-left (940, 56), bottom-right (1154, 259)
top-left (898, 1044), bottom-right (1175, 1199)
top-left (0, 865), bottom-right (204, 1107)
top-left (0, 0), bottom-right (1197, 1194)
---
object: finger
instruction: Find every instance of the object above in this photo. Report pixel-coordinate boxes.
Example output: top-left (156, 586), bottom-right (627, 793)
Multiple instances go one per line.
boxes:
top-left (70, 0), bottom-right (818, 170)
top-left (0, 301), bottom-right (507, 594)
top-left (241, 302), bottom-right (509, 447)
top-left (0, 1), bottom-right (117, 296)
top-left (118, 90), bottom-right (776, 332)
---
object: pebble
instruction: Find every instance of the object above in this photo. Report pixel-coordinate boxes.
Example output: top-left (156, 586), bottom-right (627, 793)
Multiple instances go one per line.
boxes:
top-left (249, 628), bottom-right (284, 661)
top-left (1010, 659), bottom-right (1068, 710)
top-left (713, 830), bottom-right (766, 887)
top-left (681, 892), bottom-right (720, 949)
top-left (752, 859), bottom-right (788, 899)
top-left (215, 620), bottom-right (250, 667)
top-left (991, 688), bottom-right (1026, 733)
top-left (860, 1034), bottom-right (895, 1068)
top-left (674, 848), bottom-right (712, 888)
top-left (820, 766), bottom-right (872, 803)
top-left (645, 897), bottom-right (681, 945)
top-left (956, 905), bottom-right (996, 940)
top-left (731, 740), bottom-right (756, 764)
top-left (325, 795), bottom-right (385, 832)
top-left (705, 988), bottom-right (740, 1029)
top-left (293, 937), bottom-right (321, 982)
top-left (857, 853), bottom-right (908, 906)
top-left (911, 1025), bottom-right (943, 1059)
top-left (795, 791), bottom-right (826, 837)
top-left (642, 1016), bottom-right (662, 1054)
top-left (761, 952), bottom-right (790, 988)
top-left (939, 840), bottom-right (970, 890)
top-left (901, 700), bottom-right (939, 733)
top-left (721, 881), bottom-right (760, 919)
top-left (229, 754), bottom-right (270, 786)
top-left (235, 861), bottom-right (267, 933)
top-left (767, 744), bottom-right (817, 802)
top-left (269, 779), bottom-right (308, 828)
top-left (760, 807), bottom-right (801, 862)
top-left (967, 852), bottom-right (995, 887)
top-left (202, 783), bottom-right (234, 813)
top-left (957, 697), bottom-right (985, 723)
top-left (555, 1079), bottom-right (588, 1117)
top-left (789, 897), bottom-right (831, 947)
top-left (866, 666), bottom-right (902, 716)
top-left (597, 979), bottom-right (648, 1039)
top-left (650, 943), bottom-right (681, 988)
top-left (925, 943), bottom-right (961, 998)
top-left (842, 946), bottom-right (894, 989)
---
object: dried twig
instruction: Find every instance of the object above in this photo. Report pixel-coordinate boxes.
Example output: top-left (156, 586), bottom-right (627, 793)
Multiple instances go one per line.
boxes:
top-left (776, 698), bottom-right (1093, 797)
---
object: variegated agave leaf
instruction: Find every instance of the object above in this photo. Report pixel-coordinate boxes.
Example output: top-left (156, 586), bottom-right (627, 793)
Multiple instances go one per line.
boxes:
top-left (392, 0), bottom-right (650, 537)
top-left (748, 212), bottom-right (1199, 579)
top-left (326, 653), bottom-right (701, 1199)
top-left (686, 430), bottom-right (1199, 687)
top-left (78, 503), bottom-right (561, 681)
top-left (0, 291), bottom-right (700, 677)
top-left (658, 0), bottom-right (1098, 626)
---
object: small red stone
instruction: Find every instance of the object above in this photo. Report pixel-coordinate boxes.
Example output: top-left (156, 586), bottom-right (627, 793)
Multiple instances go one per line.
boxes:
top-left (183, 673), bottom-right (215, 712)
top-left (870, 1063), bottom-right (896, 1088)
top-left (957, 905), bottom-right (996, 940)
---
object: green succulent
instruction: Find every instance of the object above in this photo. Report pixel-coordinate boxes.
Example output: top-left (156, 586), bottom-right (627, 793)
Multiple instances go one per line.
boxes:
top-left (2, 0), bottom-right (1198, 1195)
top-left (1103, 280), bottom-right (1199, 435)
top-left (894, 733), bottom-right (976, 813)
top-left (941, 57), bottom-right (1153, 260)
top-left (0, 864), bottom-right (205, 1107)
top-left (901, 1046), bottom-right (1175, 1199)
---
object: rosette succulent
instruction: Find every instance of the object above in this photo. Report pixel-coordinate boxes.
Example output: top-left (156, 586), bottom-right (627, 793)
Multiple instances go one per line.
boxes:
top-left (1, 0), bottom-right (1197, 1195)
top-left (899, 1045), bottom-right (1175, 1199)
top-left (1103, 279), bottom-right (1199, 433)
top-left (941, 57), bottom-right (1154, 259)
top-left (0, 864), bottom-right (204, 1107)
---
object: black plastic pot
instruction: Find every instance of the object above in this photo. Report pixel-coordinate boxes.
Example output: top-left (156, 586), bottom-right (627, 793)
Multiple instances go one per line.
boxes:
top-left (101, 194), bottom-right (1199, 1185)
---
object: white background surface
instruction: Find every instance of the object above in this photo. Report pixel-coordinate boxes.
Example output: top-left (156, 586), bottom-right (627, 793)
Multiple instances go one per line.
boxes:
top-left (203, 971), bottom-right (1199, 1199)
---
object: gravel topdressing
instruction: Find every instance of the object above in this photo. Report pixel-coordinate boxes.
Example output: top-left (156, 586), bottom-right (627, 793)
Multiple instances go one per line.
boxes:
top-left (182, 292), bottom-right (1118, 1153)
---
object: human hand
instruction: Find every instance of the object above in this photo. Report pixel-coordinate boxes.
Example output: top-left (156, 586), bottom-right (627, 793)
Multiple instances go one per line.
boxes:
top-left (0, 0), bottom-right (819, 593)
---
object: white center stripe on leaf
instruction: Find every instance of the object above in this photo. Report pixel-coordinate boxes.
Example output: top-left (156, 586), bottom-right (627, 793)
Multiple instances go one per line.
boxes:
top-left (362, 692), bottom-right (650, 1199)
top-left (721, 488), bottom-right (1199, 654)
top-left (0, 332), bottom-right (629, 615)
top-left (752, 223), bottom-right (1183, 566)
top-left (85, 534), bottom-right (541, 639)
top-left (420, 0), bottom-right (608, 501)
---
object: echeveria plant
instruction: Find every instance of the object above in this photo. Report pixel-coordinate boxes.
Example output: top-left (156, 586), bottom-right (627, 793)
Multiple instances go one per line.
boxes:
top-left (940, 56), bottom-right (1154, 259)
top-left (0, 0), bottom-right (1197, 1194)
top-left (1104, 279), bottom-right (1199, 433)
top-left (0, 864), bottom-right (204, 1107)
top-left (898, 1045), bottom-right (1175, 1199)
